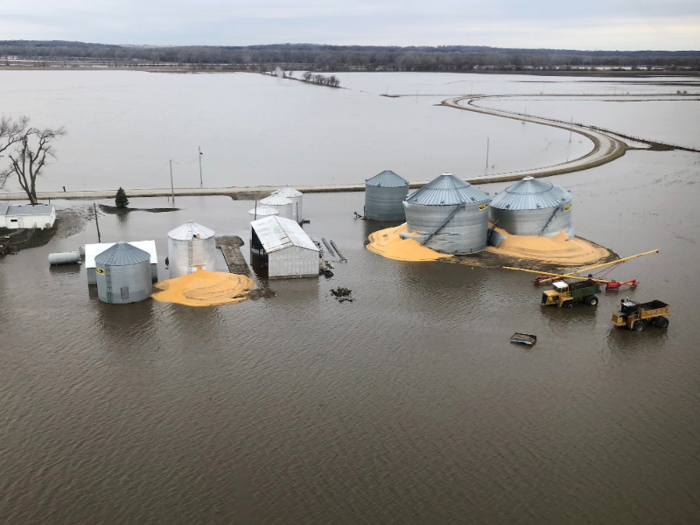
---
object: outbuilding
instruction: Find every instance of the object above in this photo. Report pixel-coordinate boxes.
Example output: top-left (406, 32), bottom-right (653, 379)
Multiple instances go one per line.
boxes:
top-left (0, 203), bottom-right (56, 229)
top-left (85, 240), bottom-right (158, 285)
top-left (250, 215), bottom-right (319, 279)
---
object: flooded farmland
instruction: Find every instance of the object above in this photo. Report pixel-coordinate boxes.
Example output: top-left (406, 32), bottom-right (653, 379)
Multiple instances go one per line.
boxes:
top-left (1, 72), bottom-right (700, 524)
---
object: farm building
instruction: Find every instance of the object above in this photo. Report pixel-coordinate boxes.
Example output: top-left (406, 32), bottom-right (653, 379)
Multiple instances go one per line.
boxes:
top-left (250, 216), bottom-right (319, 279)
top-left (0, 203), bottom-right (56, 229)
top-left (85, 240), bottom-right (158, 285)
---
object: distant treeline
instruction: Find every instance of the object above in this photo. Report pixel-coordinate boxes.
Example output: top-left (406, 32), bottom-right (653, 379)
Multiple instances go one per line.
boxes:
top-left (1, 40), bottom-right (700, 72)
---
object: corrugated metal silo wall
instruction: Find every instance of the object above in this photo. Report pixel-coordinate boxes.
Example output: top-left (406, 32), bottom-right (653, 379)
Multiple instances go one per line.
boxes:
top-left (490, 203), bottom-right (573, 238)
top-left (269, 203), bottom-right (294, 220)
top-left (364, 185), bottom-right (409, 221)
top-left (404, 202), bottom-right (490, 254)
top-left (269, 247), bottom-right (319, 279)
top-left (96, 261), bottom-right (153, 304)
top-left (168, 237), bottom-right (218, 278)
top-left (289, 195), bottom-right (303, 222)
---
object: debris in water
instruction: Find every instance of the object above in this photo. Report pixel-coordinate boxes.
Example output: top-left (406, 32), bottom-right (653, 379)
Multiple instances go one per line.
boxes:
top-left (510, 333), bottom-right (537, 346)
top-left (331, 287), bottom-right (353, 302)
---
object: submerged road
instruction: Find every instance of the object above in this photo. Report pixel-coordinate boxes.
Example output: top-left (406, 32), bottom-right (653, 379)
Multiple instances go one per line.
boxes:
top-left (1, 95), bottom-right (631, 202)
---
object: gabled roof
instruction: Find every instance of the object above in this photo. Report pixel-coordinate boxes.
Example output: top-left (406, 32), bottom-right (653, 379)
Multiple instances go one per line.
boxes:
top-left (95, 241), bottom-right (150, 266)
top-left (274, 187), bottom-right (303, 198)
top-left (4, 203), bottom-right (55, 216)
top-left (490, 177), bottom-right (572, 210)
top-left (260, 194), bottom-right (293, 206)
top-left (168, 221), bottom-right (215, 241)
top-left (85, 240), bottom-right (157, 269)
top-left (365, 170), bottom-right (408, 188)
top-left (405, 173), bottom-right (489, 206)
top-left (251, 215), bottom-right (319, 253)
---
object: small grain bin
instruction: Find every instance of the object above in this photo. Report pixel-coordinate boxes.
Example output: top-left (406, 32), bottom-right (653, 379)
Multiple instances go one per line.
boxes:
top-left (259, 194), bottom-right (294, 220)
top-left (273, 187), bottom-right (304, 223)
top-left (489, 176), bottom-right (573, 238)
top-left (249, 205), bottom-right (280, 222)
top-left (364, 170), bottom-right (409, 221)
top-left (94, 242), bottom-right (152, 304)
top-left (167, 221), bottom-right (217, 278)
top-left (403, 172), bottom-right (491, 254)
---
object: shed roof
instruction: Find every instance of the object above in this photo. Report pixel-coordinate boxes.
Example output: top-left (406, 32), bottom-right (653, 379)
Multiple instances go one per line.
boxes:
top-left (5, 203), bottom-right (55, 216)
top-left (274, 187), bottom-right (303, 198)
top-left (490, 177), bottom-right (572, 210)
top-left (405, 173), bottom-right (489, 206)
top-left (260, 194), bottom-right (293, 206)
top-left (0, 202), bottom-right (9, 215)
top-left (251, 216), bottom-right (319, 253)
top-left (366, 170), bottom-right (408, 188)
top-left (168, 220), bottom-right (215, 241)
top-left (95, 241), bottom-right (150, 266)
top-left (85, 240), bottom-right (157, 269)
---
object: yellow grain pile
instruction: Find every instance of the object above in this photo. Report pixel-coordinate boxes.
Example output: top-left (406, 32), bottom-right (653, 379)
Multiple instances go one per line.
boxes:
top-left (152, 268), bottom-right (255, 307)
top-left (366, 224), bottom-right (453, 262)
top-left (488, 227), bottom-right (609, 265)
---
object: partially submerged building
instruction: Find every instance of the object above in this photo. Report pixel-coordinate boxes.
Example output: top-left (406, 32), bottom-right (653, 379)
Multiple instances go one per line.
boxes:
top-left (403, 173), bottom-right (491, 254)
top-left (364, 170), bottom-right (409, 221)
top-left (167, 221), bottom-right (217, 278)
top-left (85, 240), bottom-right (158, 285)
top-left (250, 215), bottom-right (319, 279)
top-left (94, 242), bottom-right (153, 304)
top-left (0, 203), bottom-right (56, 229)
top-left (489, 176), bottom-right (573, 238)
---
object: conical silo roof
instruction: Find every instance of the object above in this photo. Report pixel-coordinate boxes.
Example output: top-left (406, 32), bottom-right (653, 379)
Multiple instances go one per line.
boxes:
top-left (168, 220), bottom-right (215, 241)
top-left (260, 194), bottom-right (293, 206)
top-left (405, 172), bottom-right (489, 205)
top-left (366, 170), bottom-right (408, 188)
top-left (274, 187), bottom-right (303, 198)
top-left (490, 177), bottom-right (572, 210)
top-left (95, 241), bottom-right (150, 266)
top-left (249, 205), bottom-right (280, 217)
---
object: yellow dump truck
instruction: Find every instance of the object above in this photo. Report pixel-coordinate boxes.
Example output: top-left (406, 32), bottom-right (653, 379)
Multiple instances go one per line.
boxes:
top-left (611, 299), bottom-right (670, 331)
top-left (541, 279), bottom-right (601, 308)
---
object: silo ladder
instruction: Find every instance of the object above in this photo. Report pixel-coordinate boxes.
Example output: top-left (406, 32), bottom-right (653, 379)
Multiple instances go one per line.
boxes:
top-left (420, 204), bottom-right (464, 246)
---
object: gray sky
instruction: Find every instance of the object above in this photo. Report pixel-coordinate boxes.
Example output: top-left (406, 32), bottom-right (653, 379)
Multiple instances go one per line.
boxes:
top-left (2, 0), bottom-right (699, 51)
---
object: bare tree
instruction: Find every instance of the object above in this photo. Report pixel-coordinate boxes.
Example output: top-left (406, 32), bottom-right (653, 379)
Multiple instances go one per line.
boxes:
top-left (0, 116), bottom-right (29, 157)
top-left (0, 123), bottom-right (66, 204)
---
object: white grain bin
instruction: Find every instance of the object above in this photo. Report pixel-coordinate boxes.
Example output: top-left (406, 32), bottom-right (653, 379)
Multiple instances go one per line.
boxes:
top-left (259, 194), bottom-right (294, 220)
top-left (273, 187), bottom-right (304, 223)
top-left (167, 221), bottom-right (217, 278)
top-left (364, 170), bottom-right (409, 221)
top-left (85, 241), bottom-right (158, 284)
top-left (248, 205), bottom-right (280, 222)
top-left (403, 172), bottom-right (491, 254)
top-left (250, 215), bottom-right (319, 279)
top-left (94, 242), bottom-right (152, 304)
top-left (489, 176), bottom-right (573, 238)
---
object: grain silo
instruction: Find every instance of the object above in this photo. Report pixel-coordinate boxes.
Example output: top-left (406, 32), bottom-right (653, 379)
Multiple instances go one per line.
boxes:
top-left (260, 194), bottom-right (294, 220)
top-left (94, 242), bottom-right (152, 304)
top-left (168, 221), bottom-right (217, 278)
top-left (364, 170), bottom-right (409, 221)
top-left (249, 205), bottom-right (280, 222)
top-left (274, 187), bottom-right (304, 223)
top-left (489, 176), bottom-right (573, 238)
top-left (402, 172), bottom-right (491, 254)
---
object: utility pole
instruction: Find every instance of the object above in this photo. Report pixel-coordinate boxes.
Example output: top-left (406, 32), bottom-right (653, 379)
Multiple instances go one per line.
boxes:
top-left (485, 138), bottom-right (490, 171)
top-left (169, 160), bottom-right (175, 202)
top-left (569, 117), bottom-right (573, 143)
top-left (198, 146), bottom-right (203, 187)
top-left (93, 203), bottom-right (101, 243)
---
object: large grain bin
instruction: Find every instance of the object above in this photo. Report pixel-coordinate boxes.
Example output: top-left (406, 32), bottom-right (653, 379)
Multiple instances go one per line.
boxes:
top-left (273, 187), bottom-right (304, 223)
top-left (95, 242), bottom-right (152, 304)
top-left (249, 205), bottom-right (280, 222)
top-left (259, 194), bottom-right (294, 220)
top-left (403, 172), bottom-right (491, 254)
top-left (168, 221), bottom-right (217, 278)
top-left (489, 176), bottom-right (573, 238)
top-left (364, 170), bottom-right (409, 221)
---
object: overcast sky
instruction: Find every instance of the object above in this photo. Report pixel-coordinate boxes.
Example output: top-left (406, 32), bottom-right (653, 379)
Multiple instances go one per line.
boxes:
top-left (2, 0), bottom-right (699, 51)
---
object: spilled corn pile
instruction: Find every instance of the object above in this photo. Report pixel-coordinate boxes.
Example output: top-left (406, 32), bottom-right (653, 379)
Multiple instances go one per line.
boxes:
top-left (366, 224), bottom-right (452, 262)
top-left (152, 268), bottom-right (255, 307)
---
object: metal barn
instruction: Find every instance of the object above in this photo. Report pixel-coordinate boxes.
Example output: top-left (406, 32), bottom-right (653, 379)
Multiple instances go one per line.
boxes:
top-left (250, 216), bottom-right (319, 279)
top-left (364, 170), bottom-right (409, 221)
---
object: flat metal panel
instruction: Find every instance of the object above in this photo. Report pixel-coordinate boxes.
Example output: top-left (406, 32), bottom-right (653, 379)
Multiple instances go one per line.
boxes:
top-left (365, 184), bottom-right (409, 221)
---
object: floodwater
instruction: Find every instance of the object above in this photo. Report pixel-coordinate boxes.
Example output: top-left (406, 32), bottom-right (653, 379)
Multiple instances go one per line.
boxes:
top-left (1, 73), bottom-right (700, 524)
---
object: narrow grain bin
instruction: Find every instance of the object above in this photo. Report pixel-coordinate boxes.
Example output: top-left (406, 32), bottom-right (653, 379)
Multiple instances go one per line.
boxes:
top-left (249, 205), bottom-right (280, 222)
top-left (95, 242), bottom-right (152, 304)
top-left (489, 176), bottom-right (573, 238)
top-left (364, 170), bottom-right (409, 221)
top-left (403, 172), bottom-right (491, 254)
top-left (273, 187), bottom-right (304, 223)
top-left (259, 194), bottom-right (294, 220)
top-left (168, 221), bottom-right (217, 278)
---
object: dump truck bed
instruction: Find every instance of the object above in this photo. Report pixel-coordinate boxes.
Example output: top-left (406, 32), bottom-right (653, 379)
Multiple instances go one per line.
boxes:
top-left (637, 300), bottom-right (670, 319)
top-left (568, 279), bottom-right (600, 299)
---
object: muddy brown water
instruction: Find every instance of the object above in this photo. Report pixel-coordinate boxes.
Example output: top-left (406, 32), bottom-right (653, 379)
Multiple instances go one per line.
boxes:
top-left (1, 149), bottom-right (700, 524)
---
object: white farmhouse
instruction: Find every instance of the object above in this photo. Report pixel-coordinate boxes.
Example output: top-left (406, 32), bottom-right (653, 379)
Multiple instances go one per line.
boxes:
top-left (0, 203), bottom-right (56, 229)
top-left (250, 216), bottom-right (319, 279)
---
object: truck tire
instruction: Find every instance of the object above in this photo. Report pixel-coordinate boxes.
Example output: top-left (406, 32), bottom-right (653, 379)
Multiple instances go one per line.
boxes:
top-left (586, 296), bottom-right (599, 306)
top-left (564, 301), bottom-right (574, 308)
top-left (633, 321), bottom-right (646, 332)
top-left (655, 317), bottom-right (669, 329)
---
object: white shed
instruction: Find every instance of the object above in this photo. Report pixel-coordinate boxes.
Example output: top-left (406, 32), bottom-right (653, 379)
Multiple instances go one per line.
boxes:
top-left (0, 203), bottom-right (56, 229)
top-left (85, 240), bottom-right (158, 285)
top-left (250, 216), bottom-right (319, 279)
